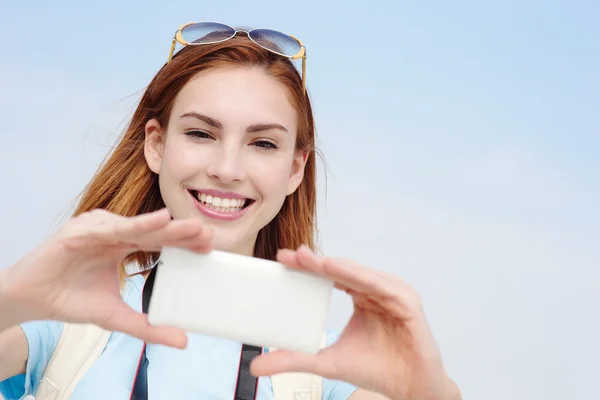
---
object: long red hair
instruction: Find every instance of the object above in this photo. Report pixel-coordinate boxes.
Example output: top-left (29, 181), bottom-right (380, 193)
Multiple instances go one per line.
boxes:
top-left (72, 35), bottom-right (318, 283)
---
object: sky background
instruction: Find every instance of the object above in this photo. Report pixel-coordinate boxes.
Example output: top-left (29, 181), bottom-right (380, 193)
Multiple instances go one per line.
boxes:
top-left (0, 1), bottom-right (599, 399)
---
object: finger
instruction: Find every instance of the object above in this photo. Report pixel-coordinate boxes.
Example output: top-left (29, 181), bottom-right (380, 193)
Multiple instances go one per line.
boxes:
top-left (276, 246), bottom-right (324, 274)
top-left (115, 222), bottom-right (210, 257)
top-left (277, 249), bottom-right (357, 293)
top-left (334, 282), bottom-right (351, 292)
top-left (250, 349), bottom-right (335, 378)
top-left (324, 259), bottom-right (417, 305)
top-left (326, 260), bottom-right (427, 324)
top-left (64, 209), bottom-right (173, 250)
top-left (122, 218), bottom-right (213, 253)
top-left (280, 247), bottom-right (386, 295)
top-left (129, 217), bottom-right (203, 242)
top-left (276, 248), bottom-right (302, 268)
top-left (82, 208), bottom-right (173, 246)
top-left (322, 258), bottom-right (390, 296)
top-left (295, 245), bottom-right (326, 275)
top-left (112, 208), bottom-right (173, 239)
top-left (163, 229), bottom-right (214, 253)
top-left (99, 302), bottom-right (188, 349)
top-left (135, 224), bottom-right (214, 253)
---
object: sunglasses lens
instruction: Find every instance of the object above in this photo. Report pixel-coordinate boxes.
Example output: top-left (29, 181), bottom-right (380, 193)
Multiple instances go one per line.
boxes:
top-left (181, 22), bottom-right (235, 44)
top-left (249, 29), bottom-right (302, 57)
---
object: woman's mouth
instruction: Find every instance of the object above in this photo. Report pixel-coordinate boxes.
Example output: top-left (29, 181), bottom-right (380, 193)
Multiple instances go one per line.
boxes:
top-left (189, 190), bottom-right (254, 220)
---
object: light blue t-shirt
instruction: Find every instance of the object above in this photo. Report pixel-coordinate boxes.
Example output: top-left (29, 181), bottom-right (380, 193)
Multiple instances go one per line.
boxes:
top-left (0, 274), bottom-right (357, 400)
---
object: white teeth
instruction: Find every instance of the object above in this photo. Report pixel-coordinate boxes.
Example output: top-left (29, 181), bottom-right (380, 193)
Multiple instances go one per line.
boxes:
top-left (194, 191), bottom-right (248, 212)
top-left (202, 203), bottom-right (241, 213)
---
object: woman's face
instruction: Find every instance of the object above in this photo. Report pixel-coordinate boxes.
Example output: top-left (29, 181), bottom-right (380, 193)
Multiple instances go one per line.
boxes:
top-left (144, 66), bottom-right (308, 256)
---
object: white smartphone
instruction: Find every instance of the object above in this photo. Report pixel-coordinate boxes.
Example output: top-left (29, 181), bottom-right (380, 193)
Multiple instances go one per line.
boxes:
top-left (147, 246), bottom-right (334, 354)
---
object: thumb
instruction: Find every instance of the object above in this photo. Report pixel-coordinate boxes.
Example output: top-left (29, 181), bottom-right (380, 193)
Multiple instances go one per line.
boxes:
top-left (98, 302), bottom-right (188, 349)
top-left (250, 349), bottom-right (333, 378)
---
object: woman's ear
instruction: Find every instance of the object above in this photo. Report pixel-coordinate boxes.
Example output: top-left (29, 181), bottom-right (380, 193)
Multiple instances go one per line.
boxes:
top-left (144, 119), bottom-right (164, 174)
top-left (286, 150), bottom-right (310, 195)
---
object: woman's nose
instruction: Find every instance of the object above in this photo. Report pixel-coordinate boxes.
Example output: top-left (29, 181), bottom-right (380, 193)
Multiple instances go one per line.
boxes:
top-left (204, 143), bottom-right (246, 184)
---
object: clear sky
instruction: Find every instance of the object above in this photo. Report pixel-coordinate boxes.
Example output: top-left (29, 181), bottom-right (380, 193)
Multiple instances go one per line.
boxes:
top-left (0, 1), bottom-right (598, 399)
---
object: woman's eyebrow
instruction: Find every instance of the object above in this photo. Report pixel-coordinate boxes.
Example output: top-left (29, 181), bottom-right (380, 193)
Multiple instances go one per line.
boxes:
top-left (180, 112), bottom-right (222, 129)
top-left (246, 123), bottom-right (288, 133)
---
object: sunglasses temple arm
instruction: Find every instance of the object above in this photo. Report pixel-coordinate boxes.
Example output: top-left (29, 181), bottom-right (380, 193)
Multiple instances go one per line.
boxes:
top-left (302, 53), bottom-right (307, 94)
top-left (167, 38), bottom-right (177, 62)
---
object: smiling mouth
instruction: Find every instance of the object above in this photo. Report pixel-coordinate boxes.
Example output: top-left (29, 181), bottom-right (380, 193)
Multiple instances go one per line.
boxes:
top-left (189, 190), bottom-right (254, 213)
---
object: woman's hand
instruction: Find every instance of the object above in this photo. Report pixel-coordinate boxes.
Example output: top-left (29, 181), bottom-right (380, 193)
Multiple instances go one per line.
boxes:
top-left (0, 208), bottom-right (212, 349)
top-left (250, 246), bottom-right (461, 400)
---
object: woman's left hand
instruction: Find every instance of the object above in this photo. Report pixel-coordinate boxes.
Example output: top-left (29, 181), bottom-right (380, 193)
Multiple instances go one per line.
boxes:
top-left (250, 246), bottom-right (461, 400)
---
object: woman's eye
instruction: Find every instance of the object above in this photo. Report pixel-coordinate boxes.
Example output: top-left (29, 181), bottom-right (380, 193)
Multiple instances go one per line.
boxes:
top-left (186, 130), bottom-right (213, 139)
top-left (253, 140), bottom-right (278, 150)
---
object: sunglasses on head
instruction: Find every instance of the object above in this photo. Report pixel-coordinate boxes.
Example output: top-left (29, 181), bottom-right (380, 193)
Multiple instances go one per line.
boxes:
top-left (167, 22), bottom-right (307, 92)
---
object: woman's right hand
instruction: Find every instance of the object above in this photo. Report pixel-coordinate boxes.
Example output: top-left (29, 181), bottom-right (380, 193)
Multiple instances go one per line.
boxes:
top-left (0, 208), bottom-right (212, 348)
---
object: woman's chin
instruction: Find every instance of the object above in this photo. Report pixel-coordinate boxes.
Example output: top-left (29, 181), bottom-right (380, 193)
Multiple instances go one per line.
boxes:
top-left (210, 234), bottom-right (256, 257)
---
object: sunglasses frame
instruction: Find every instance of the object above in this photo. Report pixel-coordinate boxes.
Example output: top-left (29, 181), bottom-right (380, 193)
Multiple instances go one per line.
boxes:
top-left (167, 22), bottom-right (307, 92)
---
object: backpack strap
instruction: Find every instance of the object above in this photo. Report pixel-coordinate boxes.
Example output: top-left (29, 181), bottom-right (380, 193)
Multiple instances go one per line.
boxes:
top-left (35, 323), bottom-right (111, 400)
top-left (32, 323), bottom-right (327, 400)
top-left (270, 334), bottom-right (327, 400)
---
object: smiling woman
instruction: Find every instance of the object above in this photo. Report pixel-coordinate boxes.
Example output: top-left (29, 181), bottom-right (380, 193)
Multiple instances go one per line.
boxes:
top-left (0, 22), bottom-right (460, 400)
top-left (141, 65), bottom-right (307, 258)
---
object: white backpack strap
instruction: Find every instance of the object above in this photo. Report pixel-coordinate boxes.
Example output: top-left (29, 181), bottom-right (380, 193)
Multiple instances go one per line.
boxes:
top-left (271, 334), bottom-right (327, 400)
top-left (35, 323), bottom-right (111, 400)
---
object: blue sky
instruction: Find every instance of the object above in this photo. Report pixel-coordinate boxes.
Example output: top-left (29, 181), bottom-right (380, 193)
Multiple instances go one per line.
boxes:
top-left (0, 1), bottom-right (598, 399)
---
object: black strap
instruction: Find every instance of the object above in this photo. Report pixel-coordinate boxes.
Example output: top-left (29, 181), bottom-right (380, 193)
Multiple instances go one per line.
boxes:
top-left (235, 344), bottom-right (262, 400)
top-left (129, 262), bottom-right (261, 400)
top-left (130, 343), bottom-right (148, 400)
top-left (130, 266), bottom-right (156, 400)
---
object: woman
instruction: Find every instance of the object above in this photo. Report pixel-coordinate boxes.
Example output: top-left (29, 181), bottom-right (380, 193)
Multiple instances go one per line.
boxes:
top-left (0, 22), bottom-right (461, 400)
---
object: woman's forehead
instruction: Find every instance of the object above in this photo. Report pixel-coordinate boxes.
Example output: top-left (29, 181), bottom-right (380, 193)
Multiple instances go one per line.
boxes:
top-left (170, 67), bottom-right (298, 131)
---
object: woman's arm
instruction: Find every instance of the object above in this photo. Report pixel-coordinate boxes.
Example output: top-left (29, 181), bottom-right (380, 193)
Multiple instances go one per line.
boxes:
top-left (0, 268), bottom-right (26, 333)
top-left (0, 324), bottom-right (28, 383)
top-left (0, 268), bottom-right (29, 382)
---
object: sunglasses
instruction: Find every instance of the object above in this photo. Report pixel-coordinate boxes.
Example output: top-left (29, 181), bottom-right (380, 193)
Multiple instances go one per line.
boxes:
top-left (167, 22), bottom-right (307, 92)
